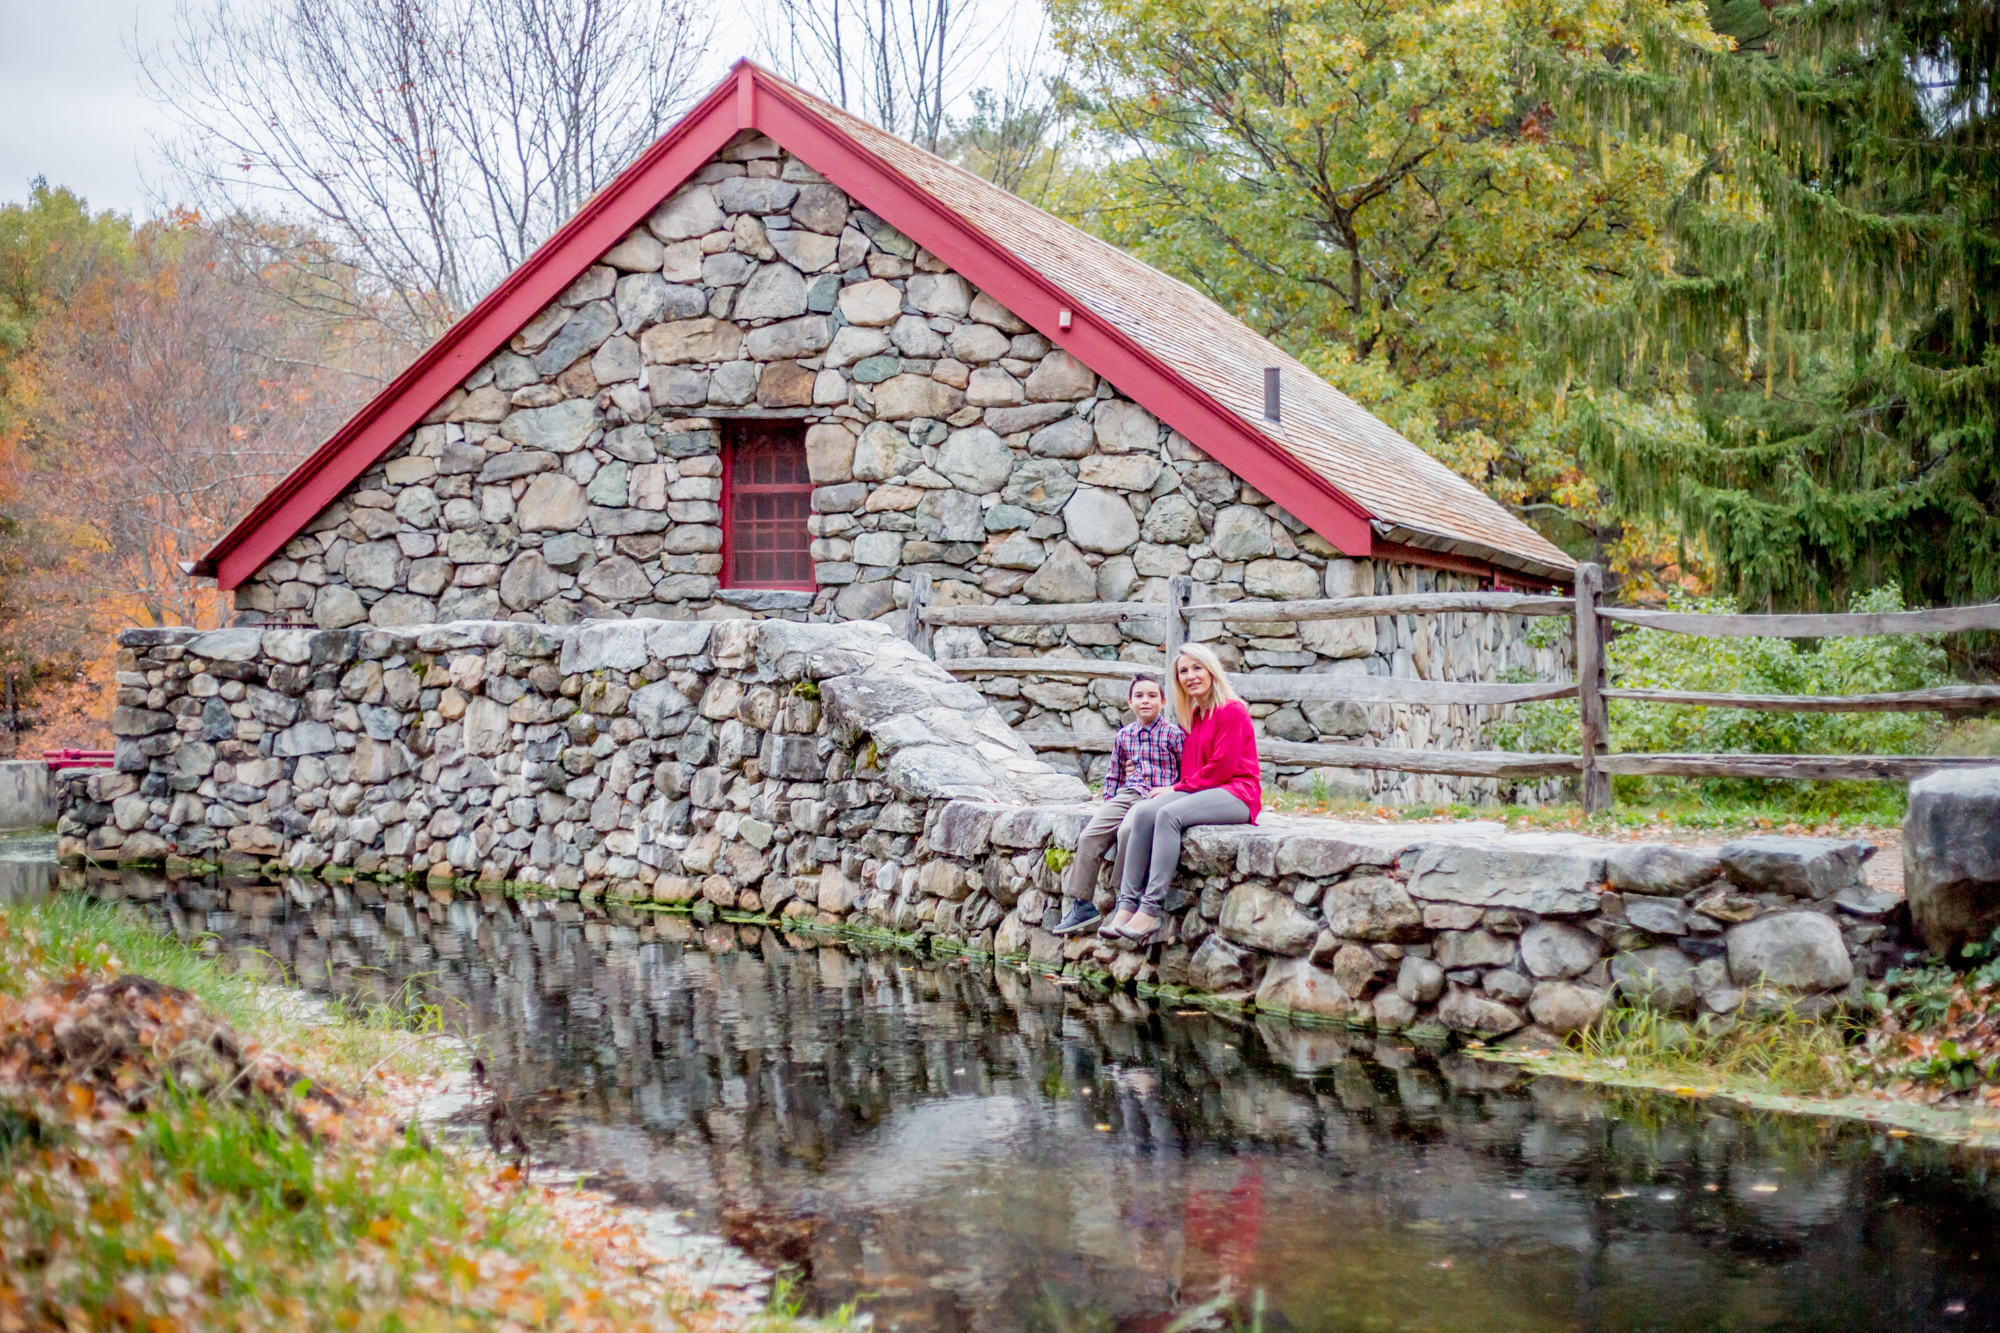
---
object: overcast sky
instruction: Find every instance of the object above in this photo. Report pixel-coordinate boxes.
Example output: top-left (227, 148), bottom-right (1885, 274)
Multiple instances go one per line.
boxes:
top-left (0, 0), bottom-right (182, 216)
top-left (0, 0), bottom-right (766, 219)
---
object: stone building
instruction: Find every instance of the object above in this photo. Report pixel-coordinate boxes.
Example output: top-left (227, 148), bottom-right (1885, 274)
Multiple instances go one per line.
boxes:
top-left (193, 62), bottom-right (1575, 800)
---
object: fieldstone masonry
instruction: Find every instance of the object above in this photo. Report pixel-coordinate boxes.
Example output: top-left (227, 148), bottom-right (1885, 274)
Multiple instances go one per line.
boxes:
top-left (66, 619), bottom-right (1897, 1040)
top-left (224, 128), bottom-right (1568, 805)
top-left (75, 618), bottom-right (1083, 899)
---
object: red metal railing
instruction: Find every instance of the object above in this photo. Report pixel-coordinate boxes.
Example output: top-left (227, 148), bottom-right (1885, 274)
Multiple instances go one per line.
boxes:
top-left (44, 749), bottom-right (114, 770)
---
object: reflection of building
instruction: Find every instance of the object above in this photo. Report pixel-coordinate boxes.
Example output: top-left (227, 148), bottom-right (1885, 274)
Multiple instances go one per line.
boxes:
top-left (189, 63), bottom-right (1573, 803)
top-left (79, 868), bottom-right (1995, 1333)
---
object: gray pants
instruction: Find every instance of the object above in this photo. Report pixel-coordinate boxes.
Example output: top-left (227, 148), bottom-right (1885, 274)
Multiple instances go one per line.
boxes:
top-left (1116, 788), bottom-right (1252, 917)
top-left (1062, 789), bottom-right (1143, 903)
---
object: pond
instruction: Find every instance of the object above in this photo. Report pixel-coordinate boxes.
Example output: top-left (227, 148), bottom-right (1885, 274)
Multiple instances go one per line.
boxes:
top-left (26, 858), bottom-right (2000, 1332)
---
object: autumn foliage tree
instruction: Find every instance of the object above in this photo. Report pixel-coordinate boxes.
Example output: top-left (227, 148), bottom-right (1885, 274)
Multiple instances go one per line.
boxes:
top-left (0, 200), bottom-right (379, 752)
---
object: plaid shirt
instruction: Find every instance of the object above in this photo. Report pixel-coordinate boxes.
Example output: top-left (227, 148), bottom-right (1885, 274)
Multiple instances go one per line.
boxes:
top-left (1105, 716), bottom-right (1184, 797)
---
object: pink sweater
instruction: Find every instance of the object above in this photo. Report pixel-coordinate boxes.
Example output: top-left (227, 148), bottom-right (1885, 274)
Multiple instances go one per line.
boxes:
top-left (1174, 699), bottom-right (1262, 821)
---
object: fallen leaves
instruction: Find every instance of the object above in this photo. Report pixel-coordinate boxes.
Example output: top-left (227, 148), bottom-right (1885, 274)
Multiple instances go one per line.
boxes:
top-left (0, 973), bottom-right (348, 1143)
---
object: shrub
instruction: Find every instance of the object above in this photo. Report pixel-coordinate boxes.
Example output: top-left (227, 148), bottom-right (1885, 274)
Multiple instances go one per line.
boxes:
top-left (1491, 584), bottom-right (1951, 808)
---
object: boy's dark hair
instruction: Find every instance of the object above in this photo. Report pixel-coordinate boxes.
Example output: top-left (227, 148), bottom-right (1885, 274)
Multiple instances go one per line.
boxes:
top-left (1127, 674), bottom-right (1163, 698)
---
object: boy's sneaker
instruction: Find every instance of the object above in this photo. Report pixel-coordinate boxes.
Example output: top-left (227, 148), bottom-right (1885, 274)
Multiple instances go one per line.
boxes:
top-left (1051, 900), bottom-right (1101, 935)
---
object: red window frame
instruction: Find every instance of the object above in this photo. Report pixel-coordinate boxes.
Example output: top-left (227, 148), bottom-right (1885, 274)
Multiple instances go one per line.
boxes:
top-left (720, 422), bottom-right (816, 590)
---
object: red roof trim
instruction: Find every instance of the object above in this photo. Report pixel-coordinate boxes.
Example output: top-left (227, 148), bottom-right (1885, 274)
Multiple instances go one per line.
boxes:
top-left (199, 60), bottom-right (1379, 589)
top-left (200, 76), bottom-right (744, 587)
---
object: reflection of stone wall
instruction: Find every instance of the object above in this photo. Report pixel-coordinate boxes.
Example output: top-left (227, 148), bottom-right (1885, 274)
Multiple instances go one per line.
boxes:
top-left (66, 614), bottom-right (1891, 1046)
top-left (221, 126), bottom-right (1566, 803)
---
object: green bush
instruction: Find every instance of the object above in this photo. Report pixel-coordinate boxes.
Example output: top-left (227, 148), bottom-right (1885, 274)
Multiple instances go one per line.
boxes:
top-left (1491, 584), bottom-right (1951, 809)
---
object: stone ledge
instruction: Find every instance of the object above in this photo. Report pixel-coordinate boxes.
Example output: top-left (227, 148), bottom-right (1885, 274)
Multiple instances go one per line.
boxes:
top-left (941, 800), bottom-right (1901, 1038)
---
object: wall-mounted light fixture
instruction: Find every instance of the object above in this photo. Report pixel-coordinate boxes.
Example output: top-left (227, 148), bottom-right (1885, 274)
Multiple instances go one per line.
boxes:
top-left (1057, 309), bottom-right (1072, 331)
top-left (1263, 367), bottom-right (1281, 422)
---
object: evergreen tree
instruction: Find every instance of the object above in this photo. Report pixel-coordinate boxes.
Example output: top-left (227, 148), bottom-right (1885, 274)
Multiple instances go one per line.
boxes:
top-left (1567, 0), bottom-right (2000, 611)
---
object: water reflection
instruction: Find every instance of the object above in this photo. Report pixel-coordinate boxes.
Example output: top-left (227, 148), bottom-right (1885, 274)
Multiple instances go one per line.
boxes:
top-left (0, 834), bottom-right (58, 901)
top-left (59, 866), bottom-right (2000, 1332)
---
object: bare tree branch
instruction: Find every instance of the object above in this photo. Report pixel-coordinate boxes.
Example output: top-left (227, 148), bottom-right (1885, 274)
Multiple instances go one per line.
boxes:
top-left (755, 0), bottom-right (1000, 151)
top-left (135, 0), bottom-right (716, 347)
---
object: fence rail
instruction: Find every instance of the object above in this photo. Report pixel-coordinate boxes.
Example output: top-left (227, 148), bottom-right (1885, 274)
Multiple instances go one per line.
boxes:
top-left (903, 566), bottom-right (2000, 811)
top-left (1016, 730), bottom-right (1583, 780)
top-left (1601, 685), bottom-right (2000, 714)
top-left (1597, 602), bottom-right (2000, 638)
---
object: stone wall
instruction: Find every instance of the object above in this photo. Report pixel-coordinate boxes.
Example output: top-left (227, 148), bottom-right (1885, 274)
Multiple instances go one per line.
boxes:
top-left (67, 619), bottom-right (1895, 1041)
top-left (940, 813), bottom-right (1900, 1038)
top-left (71, 619), bottom-right (1084, 903)
top-left (225, 127), bottom-right (1568, 803)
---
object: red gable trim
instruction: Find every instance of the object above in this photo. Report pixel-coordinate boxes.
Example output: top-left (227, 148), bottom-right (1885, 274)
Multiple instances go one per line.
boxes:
top-left (198, 76), bottom-right (744, 588)
top-left (199, 61), bottom-right (1377, 589)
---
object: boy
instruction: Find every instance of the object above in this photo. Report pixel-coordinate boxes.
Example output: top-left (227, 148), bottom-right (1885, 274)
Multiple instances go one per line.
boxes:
top-left (1051, 675), bottom-right (1184, 935)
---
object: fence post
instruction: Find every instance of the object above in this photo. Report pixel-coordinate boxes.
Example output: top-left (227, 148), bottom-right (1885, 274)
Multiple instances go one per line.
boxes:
top-left (1164, 573), bottom-right (1192, 667)
top-left (1574, 562), bottom-right (1611, 813)
top-left (906, 572), bottom-right (934, 658)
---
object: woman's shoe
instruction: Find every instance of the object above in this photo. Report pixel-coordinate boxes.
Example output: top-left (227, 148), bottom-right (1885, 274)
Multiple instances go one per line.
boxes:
top-left (1099, 908), bottom-right (1135, 938)
top-left (1115, 911), bottom-right (1161, 941)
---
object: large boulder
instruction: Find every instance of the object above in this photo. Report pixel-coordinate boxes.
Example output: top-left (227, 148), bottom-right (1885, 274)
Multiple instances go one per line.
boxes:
top-left (1409, 835), bottom-right (1607, 915)
top-left (936, 427), bottom-right (1013, 493)
top-left (1605, 843), bottom-right (1722, 896)
top-left (1395, 954), bottom-right (1445, 1003)
top-left (1187, 934), bottom-right (1256, 992)
top-left (1320, 874), bottom-right (1423, 941)
top-left (1061, 487), bottom-right (1141, 554)
top-left (1254, 958), bottom-right (1358, 1019)
top-left (1022, 540), bottom-right (1098, 604)
top-left (1217, 884), bottom-right (1319, 957)
top-left (1519, 920), bottom-right (1603, 979)
top-left (1436, 988), bottom-right (1524, 1036)
top-left (1904, 766), bottom-right (2000, 952)
top-left (1725, 911), bottom-right (1853, 992)
top-left (1719, 835), bottom-right (1873, 899)
top-left (1609, 946), bottom-right (1698, 1014)
top-left (1529, 981), bottom-right (1609, 1035)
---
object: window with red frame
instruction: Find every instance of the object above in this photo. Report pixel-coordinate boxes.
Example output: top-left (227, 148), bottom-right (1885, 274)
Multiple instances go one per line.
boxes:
top-left (723, 423), bottom-right (815, 589)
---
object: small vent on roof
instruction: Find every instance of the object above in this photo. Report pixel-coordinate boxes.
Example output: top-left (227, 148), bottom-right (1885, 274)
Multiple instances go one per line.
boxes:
top-left (1263, 367), bottom-right (1280, 423)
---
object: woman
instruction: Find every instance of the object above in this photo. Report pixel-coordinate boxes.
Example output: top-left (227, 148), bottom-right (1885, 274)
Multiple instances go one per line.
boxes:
top-left (1102, 642), bottom-right (1261, 941)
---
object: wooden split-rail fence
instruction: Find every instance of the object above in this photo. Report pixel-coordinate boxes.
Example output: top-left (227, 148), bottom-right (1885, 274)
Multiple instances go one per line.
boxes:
top-left (900, 562), bottom-right (2000, 813)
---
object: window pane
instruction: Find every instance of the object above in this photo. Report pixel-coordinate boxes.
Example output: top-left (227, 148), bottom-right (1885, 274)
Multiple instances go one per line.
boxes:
top-left (729, 430), bottom-right (813, 588)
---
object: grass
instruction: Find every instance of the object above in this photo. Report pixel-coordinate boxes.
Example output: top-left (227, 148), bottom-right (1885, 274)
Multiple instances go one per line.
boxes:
top-left (1547, 1004), bottom-right (1865, 1099)
top-left (1263, 787), bottom-right (1901, 838)
top-left (1503, 960), bottom-right (2000, 1120)
top-left (0, 894), bottom-right (818, 1333)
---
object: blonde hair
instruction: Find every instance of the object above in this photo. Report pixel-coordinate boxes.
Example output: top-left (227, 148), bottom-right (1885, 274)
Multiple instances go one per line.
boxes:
top-left (1169, 642), bottom-right (1239, 729)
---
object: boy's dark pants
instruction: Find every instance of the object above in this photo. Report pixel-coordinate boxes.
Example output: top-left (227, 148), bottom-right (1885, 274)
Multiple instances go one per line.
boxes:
top-left (1061, 789), bottom-right (1146, 903)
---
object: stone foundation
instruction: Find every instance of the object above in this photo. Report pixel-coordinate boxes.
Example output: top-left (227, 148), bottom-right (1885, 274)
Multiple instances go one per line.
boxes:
top-left (66, 619), bottom-right (1900, 1038)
